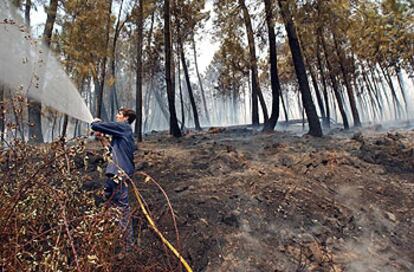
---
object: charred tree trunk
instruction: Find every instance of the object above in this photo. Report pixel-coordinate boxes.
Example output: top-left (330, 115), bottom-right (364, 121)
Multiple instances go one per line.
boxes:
top-left (395, 65), bottom-right (408, 119)
top-left (362, 70), bottom-right (379, 122)
top-left (153, 88), bottom-right (170, 124)
top-left (298, 32), bottom-right (326, 125)
top-left (25, 0), bottom-right (31, 26)
top-left (109, 0), bottom-right (125, 120)
top-left (96, 0), bottom-right (112, 119)
top-left (320, 30), bottom-right (349, 130)
top-left (361, 68), bottom-right (382, 119)
top-left (61, 115), bottom-right (69, 138)
top-left (43, 0), bottom-right (58, 46)
top-left (262, 0), bottom-right (281, 132)
top-left (192, 35), bottom-right (210, 124)
top-left (28, 0), bottom-right (59, 143)
top-left (332, 34), bottom-right (361, 127)
top-left (379, 64), bottom-right (402, 119)
top-left (164, 0), bottom-right (181, 137)
top-left (316, 35), bottom-right (330, 128)
top-left (180, 43), bottom-right (201, 130)
top-left (177, 58), bottom-right (185, 130)
top-left (0, 86), bottom-right (4, 142)
top-left (278, 0), bottom-right (322, 137)
top-left (280, 91), bottom-right (289, 122)
top-left (367, 66), bottom-right (384, 120)
top-left (135, 0), bottom-right (143, 141)
top-left (143, 8), bottom-right (156, 132)
top-left (239, 0), bottom-right (268, 126)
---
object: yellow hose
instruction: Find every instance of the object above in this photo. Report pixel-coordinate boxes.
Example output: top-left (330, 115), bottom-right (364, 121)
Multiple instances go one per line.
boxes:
top-left (129, 180), bottom-right (193, 272)
top-left (95, 138), bottom-right (193, 271)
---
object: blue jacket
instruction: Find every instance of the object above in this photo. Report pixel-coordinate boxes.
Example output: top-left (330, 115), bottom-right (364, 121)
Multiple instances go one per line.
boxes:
top-left (91, 121), bottom-right (136, 177)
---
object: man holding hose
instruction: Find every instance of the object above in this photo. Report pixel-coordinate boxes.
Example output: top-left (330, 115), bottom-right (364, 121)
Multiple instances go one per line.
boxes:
top-left (91, 108), bottom-right (136, 247)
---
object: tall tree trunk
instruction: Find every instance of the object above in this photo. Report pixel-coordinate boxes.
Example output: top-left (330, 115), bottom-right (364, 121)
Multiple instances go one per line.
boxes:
top-left (180, 42), bottom-right (201, 130)
top-left (25, 0), bottom-right (31, 26)
top-left (367, 66), bottom-right (384, 120)
top-left (379, 64), bottom-right (401, 119)
top-left (109, 0), bottom-right (125, 120)
top-left (278, 0), bottom-right (322, 137)
top-left (43, 0), bottom-right (57, 46)
top-left (280, 91), bottom-right (288, 122)
top-left (0, 86), bottom-right (4, 142)
top-left (143, 8), bottom-right (156, 132)
top-left (239, 0), bottom-right (268, 126)
top-left (319, 29), bottom-right (349, 130)
top-left (143, 83), bottom-right (153, 132)
top-left (362, 70), bottom-right (379, 122)
top-left (332, 33), bottom-right (361, 127)
top-left (316, 35), bottom-right (330, 128)
top-left (177, 58), bottom-right (185, 130)
top-left (11, 98), bottom-right (25, 140)
top-left (61, 115), bottom-right (69, 138)
top-left (262, 0), bottom-right (281, 132)
top-left (164, 0), bottom-right (181, 137)
top-left (298, 32), bottom-right (326, 124)
top-left (192, 35), bottom-right (210, 124)
top-left (96, 0), bottom-right (112, 119)
top-left (361, 67), bottom-right (382, 119)
top-left (153, 88), bottom-right (170, 124)
top-left (135, 0), bottom-right (143, 141)
top-left (28, 0), bottom-right (58, 143)
top-left (395, 65), bottom-right (408, 119)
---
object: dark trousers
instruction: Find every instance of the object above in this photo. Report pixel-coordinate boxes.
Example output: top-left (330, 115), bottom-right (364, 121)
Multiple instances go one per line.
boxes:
top-left (104, 177), bottom-right (133, 247)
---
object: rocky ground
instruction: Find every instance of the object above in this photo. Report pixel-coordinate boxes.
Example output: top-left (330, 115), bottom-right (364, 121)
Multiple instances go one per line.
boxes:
top-left (87, 125), bottom-right (414, 272)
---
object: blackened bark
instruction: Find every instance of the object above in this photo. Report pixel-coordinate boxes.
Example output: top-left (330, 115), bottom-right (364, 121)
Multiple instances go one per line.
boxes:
top-left (320, 29), bottom-right (349, 130)
top-left (332, 34), bottom-right (361, 127)
top-left (379, 64), bottom-right (401, 119)
top-left (143, 8), bottom-right (156, 132)
top-left (362, 70), bottom-right (379, 121)
top-left (394, 66), bottom-right (408, 118)
top-left (192, 35), bottom-right (210, 124)
top-left (109, 0), bottom-right (125, 120)
top-left (278, 0), bottom-right (322, 137)
top-left (61, 114), bottom-right (69, 138)
top-left (43, 0), bottom-right (58, 46)
top-left (180, 43), bottom-right (201, 130)
top-left (164, 0), bottom-right (182, 137)
top-left (28, 102), bottom-right (43, 142)
top-left (316, 35), bottom-right (330, 128)
top-left (96, 0), bottom-right (112, 119)
top-left (29, 0), bottom-right (58, 143)
top-left (25, 0), bottom-right (31, 26)
top-left (262, 0), bottom-right (281, 132)
top-left (298, 32), bottom-right (326, 124)
top-left (153, 88), bottom-right (170, 123)
top-left (0, 86), bottom-right (4, 141)
top-left (177, 59), bottom-right (185, 130)
top-left (239, 0), bottom-right (268, 126)
top-left (280, 91), bottom-right (288, 122)
top-left (135, 0), bottom-right (143, 141)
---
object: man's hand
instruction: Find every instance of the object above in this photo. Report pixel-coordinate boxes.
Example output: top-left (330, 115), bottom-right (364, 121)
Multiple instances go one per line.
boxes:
top-left (92, 117), bottom-right (102, 123)
top-left (94, 131), bottom-right (104, 137)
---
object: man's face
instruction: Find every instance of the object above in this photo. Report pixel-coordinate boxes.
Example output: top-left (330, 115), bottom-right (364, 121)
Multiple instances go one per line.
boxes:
top-left (115, 111), bottom-right (128, 123)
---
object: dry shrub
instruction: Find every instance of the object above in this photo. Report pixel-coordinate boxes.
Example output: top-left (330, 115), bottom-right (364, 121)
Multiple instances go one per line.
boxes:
top-left (0, 137), bottom-right (122, 271)
top-left (0, 99), bottom-right (186, 272)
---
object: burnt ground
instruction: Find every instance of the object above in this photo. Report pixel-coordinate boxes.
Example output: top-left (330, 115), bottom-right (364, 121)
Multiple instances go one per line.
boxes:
top-left (88, 126), bottom-right (414, 272)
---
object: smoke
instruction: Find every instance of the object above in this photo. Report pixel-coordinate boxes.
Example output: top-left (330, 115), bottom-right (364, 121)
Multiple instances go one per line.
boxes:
top-left (0, 1), bottom-right (93, 123)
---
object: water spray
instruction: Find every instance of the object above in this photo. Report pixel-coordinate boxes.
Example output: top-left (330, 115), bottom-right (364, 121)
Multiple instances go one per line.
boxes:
top-left (0, 1), bottom-right (93, 124)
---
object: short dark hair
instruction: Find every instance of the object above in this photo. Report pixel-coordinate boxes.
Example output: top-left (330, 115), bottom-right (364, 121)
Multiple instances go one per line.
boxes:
top-left (119, 108), bottom-right (136, 124)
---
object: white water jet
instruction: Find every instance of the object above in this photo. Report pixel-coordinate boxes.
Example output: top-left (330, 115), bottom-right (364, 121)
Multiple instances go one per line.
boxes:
top-left (0, 1), bottom-right (93, 124)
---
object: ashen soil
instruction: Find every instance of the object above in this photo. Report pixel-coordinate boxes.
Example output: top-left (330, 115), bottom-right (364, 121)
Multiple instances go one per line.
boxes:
top-left (90, 126), bottom-right (414, 272)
